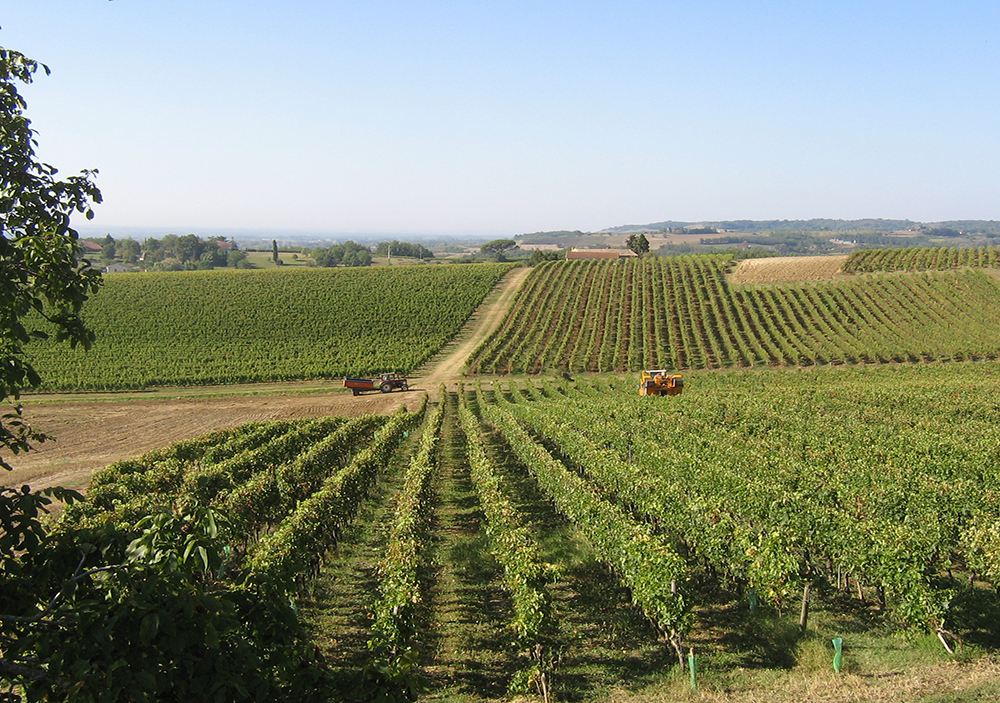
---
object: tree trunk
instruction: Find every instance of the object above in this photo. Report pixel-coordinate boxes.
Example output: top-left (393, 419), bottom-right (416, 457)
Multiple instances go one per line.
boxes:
top-left (798, 582), bottom-right (812, 633)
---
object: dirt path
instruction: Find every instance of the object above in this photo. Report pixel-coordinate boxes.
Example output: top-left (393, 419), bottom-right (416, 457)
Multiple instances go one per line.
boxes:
top-left (415, 266), bottom-right (531, 392)
top-left (4, 267), bottom-right (532, 492)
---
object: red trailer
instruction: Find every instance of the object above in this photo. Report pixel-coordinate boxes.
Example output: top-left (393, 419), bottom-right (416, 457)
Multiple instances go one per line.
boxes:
top-left (343, 373), bottom-right (409, 396)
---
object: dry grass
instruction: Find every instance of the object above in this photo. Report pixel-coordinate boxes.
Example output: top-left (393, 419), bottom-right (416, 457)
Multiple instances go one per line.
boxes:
top-left (601, 656), bottom-right (1000, 703)
top-left (731, 256), bottom-right (848, 284)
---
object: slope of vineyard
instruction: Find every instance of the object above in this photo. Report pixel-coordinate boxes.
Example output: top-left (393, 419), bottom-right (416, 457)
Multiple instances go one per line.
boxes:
top-left (466, 256), bottom-right (1000, 373)
top-left (25, 264), bottom-right (512, 390)
top-left (46, 365), bottom-right (1000, 702)
top-left (844, 244), bottom-right (1000, 272)
top-left (486, 367), bottom-right (1000, 635)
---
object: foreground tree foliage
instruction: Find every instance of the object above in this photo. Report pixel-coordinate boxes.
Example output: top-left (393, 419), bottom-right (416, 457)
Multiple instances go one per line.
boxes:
top-left (0, 47), bottom-right (327, 701)
top-left (0, 47), bottom-right (102, 469)
top-left (2, 496), bottom-right (325, 701)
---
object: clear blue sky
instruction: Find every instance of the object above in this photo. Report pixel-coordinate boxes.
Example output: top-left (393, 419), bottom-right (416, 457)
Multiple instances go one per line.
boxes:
top-left (5, 1), bottom-right (999, 237)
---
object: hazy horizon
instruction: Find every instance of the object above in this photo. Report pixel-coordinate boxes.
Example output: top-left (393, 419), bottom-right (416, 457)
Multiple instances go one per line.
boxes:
top-left (7, 2), bottom-right (999, 236)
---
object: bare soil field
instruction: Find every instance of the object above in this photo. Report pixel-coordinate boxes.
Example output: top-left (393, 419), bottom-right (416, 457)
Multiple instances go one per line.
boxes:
top-left (731, 255), bottom-right (848, 284)
top-left (4, 267), bottom-right (531, 494)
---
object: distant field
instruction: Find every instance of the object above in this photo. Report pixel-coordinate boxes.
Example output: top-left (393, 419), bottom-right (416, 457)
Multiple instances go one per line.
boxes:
top-left (243, 251), bottom-right (312, 267)
top-left (467, 256), bottom-right (1000, 374)
top-left (25, 264), bottom-right (512, 390)
top-left (730, 255), bottom-right (847, 283)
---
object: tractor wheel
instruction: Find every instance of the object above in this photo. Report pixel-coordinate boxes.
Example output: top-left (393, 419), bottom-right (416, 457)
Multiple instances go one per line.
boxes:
top-left (381, 382), bottom-right (392, 393)
top-left (352, 389), bottom-right (360, 396)
top-left (401, 381), bottom-right (408, 391)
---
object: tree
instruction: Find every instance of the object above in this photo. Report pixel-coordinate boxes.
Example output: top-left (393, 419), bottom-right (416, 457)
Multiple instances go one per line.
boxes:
top-left (175, 233), bottom-right (203, 263)
top-left (0, 48), bottom-right (325, 700)
top-left (375, 240), bottom-right (434, 260)
top-left (480, 238), bottom-right (517, 261)
top-left (626, 233), bottom-right (650, 256)
top-left (227, 249), bottom-right (250, 268)
top-left (528, 249), bottom-right (565, 266)
top-left (117, 237), bottom-right (140, 264)
top-left (312, 241), bottom-right (372, 267)
top-left (0, 47), bottom-right (103, 470)
top-left (100, 239), bottom-right (116, 261)
top-left (272, 239), bottom-right (279, 263)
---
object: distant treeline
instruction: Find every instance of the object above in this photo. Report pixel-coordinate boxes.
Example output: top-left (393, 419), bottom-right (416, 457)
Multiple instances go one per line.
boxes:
top-left (82, 234), bottom-right (250, 270)
top-left (374, 240), bottom-right (435, 259)
top-left (604, 219), bottom-right (1000, 235)
top-left (309, 239), bottom-right (435, 267)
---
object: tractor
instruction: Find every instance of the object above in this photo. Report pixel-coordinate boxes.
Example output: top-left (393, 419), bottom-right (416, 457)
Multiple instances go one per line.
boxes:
top-left (343, 372), bottom-right (409, 396)
top-left (638, 369), bottom-right (683, 396)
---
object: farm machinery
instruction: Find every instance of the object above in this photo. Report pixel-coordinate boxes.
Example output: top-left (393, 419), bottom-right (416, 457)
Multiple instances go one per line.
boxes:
top-left (638, 369), bottom-right (683, 396)
top-left (343, 373), bottom-right (409, 396)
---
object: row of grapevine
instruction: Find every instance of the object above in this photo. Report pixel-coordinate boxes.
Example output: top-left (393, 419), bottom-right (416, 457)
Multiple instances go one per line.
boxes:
top-left (488, 369), bottom-right (1000, 633)
top-left (466, 257), bottom-right (1000, 374)
top-left (368, 392), bottom-right (446, 658)
top-left (219, 414), bottom-right (388, 539)
top-left (88, 421), bottom-right (298, 488)
top-left (26, 264), bottom-right (513, 390)
top-left (481, 397), bottom-right (690, 662)
top-left (844, 245), bottom-right (1000, 272)
top-left (65, 418), bottom-right (350, 530)
top-left (246, 401), bottom-right (427, 588)
top-left (459, 389), bottom-right (552, 647)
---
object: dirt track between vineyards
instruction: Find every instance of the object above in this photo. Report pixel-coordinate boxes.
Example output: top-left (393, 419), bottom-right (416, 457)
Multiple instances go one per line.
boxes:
top-left (4, 266), bottom-right (532, 493)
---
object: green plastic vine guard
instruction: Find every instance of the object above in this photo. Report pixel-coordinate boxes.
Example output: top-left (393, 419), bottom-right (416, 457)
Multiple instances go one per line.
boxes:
top-left (748, 589), bottom-right (758, 612)
top-left (688, 649), bottom-right (698, 692)
top-left (832, 637), bottom-right (843, 672)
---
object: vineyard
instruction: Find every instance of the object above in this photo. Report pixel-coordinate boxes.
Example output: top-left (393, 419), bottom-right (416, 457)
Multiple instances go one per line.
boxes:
top-left (466, 256), bottom-right (1000, 374)
top-left (21, 363), bottom-right (1000, 701)
top-left (23, 264), bottom-right (512, 390)
top-left (843, 244), bottom-right (1000, 273)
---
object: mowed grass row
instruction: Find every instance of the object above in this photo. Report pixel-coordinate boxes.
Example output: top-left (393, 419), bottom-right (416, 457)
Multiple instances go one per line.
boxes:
top-left (467, 256), bottom-right (1000, 374)
top-left (25, 264), bottom-right (512, 390)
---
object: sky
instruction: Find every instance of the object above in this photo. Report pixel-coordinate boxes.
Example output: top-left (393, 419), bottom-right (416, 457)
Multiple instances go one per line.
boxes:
top-left (4, 1), bottom-right (999, 238)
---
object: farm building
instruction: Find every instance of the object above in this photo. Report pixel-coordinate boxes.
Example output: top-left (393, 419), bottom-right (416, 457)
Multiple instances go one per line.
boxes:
top-left (566, 248), bottom-right (638, 260)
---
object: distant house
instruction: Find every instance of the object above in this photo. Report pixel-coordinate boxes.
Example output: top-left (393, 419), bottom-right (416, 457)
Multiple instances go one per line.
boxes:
top-left (102, 263), bottom-right (129, 274)
top-left (79, 240), bottom-right (104, 254)
top-left (566, 248), bottom-right (638, 260)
